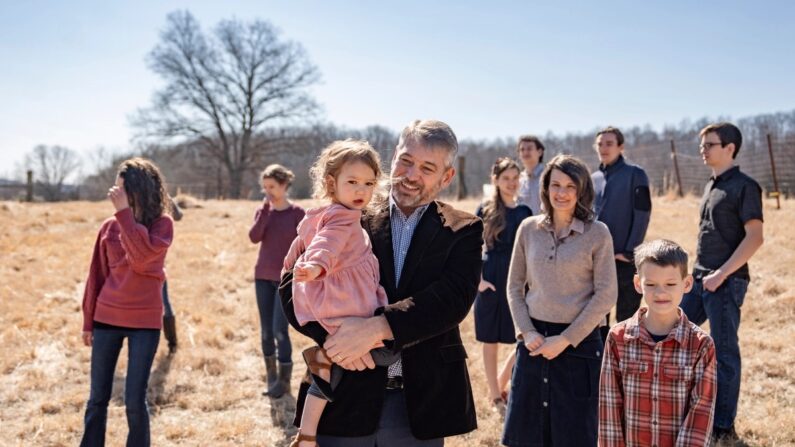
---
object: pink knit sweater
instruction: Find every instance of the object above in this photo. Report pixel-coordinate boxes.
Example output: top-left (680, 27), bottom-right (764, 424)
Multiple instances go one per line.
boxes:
top-left (81, 208), bottom-right (173, 331)
top-left (283, 203), bottom-right (388, 334)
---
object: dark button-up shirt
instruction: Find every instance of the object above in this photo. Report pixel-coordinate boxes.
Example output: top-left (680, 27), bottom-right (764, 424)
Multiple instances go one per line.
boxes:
top-left (694, 166), bottom-right (763, 281)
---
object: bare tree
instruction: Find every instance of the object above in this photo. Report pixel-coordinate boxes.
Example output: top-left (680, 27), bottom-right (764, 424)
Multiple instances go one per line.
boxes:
top-left (24, 145), bottom-right (82, 201)
top-left (133, 10), bottom-right (321, 198)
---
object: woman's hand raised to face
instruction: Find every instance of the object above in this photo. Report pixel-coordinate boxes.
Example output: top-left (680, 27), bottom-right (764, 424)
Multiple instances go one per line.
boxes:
top-left (108, 179), bottom-right (130, 212)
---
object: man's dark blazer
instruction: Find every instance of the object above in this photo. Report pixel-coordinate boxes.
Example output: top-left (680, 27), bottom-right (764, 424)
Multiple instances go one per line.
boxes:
top-left (280, 200), bottom-right (483, 440)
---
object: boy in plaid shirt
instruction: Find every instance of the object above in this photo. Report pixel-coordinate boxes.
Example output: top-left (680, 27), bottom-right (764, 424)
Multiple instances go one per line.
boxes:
top-left (599, 239), bottom-right (717, 447)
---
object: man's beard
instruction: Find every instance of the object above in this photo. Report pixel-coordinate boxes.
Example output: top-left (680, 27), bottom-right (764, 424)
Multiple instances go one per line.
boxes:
top-left (390, 175), bottom-right (443, 209)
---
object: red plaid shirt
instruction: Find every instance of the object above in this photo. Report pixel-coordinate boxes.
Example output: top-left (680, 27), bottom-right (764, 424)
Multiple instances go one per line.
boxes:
top-left (599, 308), bottom-right (717, 447)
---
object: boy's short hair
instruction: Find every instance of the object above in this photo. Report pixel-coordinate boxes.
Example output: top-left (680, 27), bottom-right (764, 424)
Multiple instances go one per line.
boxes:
top-left (517, 135), bottom-right (546, 163)
top-left (633, 239), bottom-right (689, 278)
top-left (596, 126), bottom-right (625, 146)
top-left (699, 122), bottom-right (743, 159)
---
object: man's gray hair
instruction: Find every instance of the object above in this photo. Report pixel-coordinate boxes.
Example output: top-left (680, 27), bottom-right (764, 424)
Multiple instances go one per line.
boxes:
top-left (396, 119), bottom-right (458, 168)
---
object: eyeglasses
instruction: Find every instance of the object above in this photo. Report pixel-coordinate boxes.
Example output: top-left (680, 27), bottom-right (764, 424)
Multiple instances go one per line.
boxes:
top-left (699, 142), bottom-right (724, 151)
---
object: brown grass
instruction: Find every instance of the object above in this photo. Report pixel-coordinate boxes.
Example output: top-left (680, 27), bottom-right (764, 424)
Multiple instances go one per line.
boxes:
top-left (0, 196), bottom-right (793, 446)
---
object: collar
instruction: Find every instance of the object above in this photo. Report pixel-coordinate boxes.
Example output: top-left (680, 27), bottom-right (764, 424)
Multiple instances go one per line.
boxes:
top-left (710, 165), bottom-right (740, 183)
top-left (525, 163), bottom-right (544, 179)
top-left (389, 193), bottom-right (430, 221)
top-left (599, 154), bottom-right (626, 175)
top-left (624, 307), bottom-right (690, 346)
top-left (538, 216), bottom-right (585, 235)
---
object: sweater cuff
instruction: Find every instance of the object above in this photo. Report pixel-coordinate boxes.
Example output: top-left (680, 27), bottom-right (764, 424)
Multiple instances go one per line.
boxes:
top-left (561, 325), bottom-right (588, 348)
top-left (114, 207), bottom-right (137, 231)
top-left (513, 313), bottom-right (536, 341)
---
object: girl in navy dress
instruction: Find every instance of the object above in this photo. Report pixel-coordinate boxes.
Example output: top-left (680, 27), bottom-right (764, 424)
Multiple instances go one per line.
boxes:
top-left (474, 157), bottom-right (531, 413)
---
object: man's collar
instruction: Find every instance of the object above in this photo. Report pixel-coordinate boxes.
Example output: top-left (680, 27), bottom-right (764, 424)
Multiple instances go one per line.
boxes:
top-left (528, 163), bottom-right (544, 178)
top-left (599, 154), bottom-right (626, 174)
top-left (389, 192), bottom-right (430, 220)
top-left (711, 165), bottom-right (740, 182)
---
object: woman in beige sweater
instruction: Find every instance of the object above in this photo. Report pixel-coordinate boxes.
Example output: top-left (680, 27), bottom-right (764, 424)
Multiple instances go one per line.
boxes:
top-left (502, 154), bottom-right (617, 447)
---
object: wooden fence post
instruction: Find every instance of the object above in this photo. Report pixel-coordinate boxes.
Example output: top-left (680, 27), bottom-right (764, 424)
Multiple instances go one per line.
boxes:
top-left (26, 170), bottom-right (33, 202)
top-left (766, 134), bottom-right (781, 210)
top-left (669, 140), bottom-right (684, 197)
top-left (457, 156), bottom-right (467, 200)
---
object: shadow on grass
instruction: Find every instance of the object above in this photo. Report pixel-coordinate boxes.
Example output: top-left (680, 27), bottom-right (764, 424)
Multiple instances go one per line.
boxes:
top-left (147, 351), bottom-right (175, 414)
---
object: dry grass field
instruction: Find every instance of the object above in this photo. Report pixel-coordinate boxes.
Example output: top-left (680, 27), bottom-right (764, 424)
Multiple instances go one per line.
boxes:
top-left (1, 195), bottom-right (793, 446)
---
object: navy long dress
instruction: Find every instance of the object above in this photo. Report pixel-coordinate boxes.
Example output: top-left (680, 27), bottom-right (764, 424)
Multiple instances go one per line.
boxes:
top-left (474, 204), bottom-right (532, 344)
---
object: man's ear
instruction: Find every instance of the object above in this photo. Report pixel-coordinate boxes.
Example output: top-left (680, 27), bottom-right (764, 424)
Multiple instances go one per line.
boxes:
top-left (441, 167), bottom-right (456, 188)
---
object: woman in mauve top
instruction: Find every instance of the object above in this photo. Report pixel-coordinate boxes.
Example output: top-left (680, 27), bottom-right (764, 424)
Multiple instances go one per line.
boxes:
top-left (502, 154), bottom-right (617, 447)
top-left (80, 158), bottom-right (173, 447)
top-left (249, 164), bottom-right (305, 398)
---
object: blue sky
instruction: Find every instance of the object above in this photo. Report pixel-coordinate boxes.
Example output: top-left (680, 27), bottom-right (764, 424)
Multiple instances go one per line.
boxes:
top-left (1, 1), bottom-right (794, 178)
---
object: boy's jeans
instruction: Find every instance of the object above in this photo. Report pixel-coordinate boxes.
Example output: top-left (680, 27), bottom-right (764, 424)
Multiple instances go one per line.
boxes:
top-left (680, 275), bottom-right (748, 430)
top-left (81, 326), bottom-right (160, 447)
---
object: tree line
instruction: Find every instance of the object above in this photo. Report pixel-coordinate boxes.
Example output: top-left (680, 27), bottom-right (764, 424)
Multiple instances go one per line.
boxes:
top-left (11, 10), bottom-right (795, 202)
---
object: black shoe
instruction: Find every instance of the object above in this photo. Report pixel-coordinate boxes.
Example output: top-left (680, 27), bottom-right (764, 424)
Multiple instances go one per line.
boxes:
top-left (712, 425), bottom-right (739, 445)
top-left (162, 316), bottom-right (178, 355)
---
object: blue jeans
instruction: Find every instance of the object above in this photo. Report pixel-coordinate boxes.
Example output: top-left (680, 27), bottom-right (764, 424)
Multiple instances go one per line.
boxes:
top-left (161, 281), bottom-right (174, 318)
top-left (680, 276), bottom-right (748, 429)
top-left (81, 326), bottom-right (160, 447)
top-left (255, 279), bottom-right (292, 364)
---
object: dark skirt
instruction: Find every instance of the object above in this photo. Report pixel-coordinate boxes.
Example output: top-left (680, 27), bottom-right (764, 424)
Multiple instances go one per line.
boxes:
top-left (502, 319), bottom-right (603, 447)
top-left (474, 251), bottom-right (515, 344)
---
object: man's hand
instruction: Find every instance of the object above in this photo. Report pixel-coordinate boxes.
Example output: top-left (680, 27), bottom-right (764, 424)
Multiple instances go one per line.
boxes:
top-left (478, 278), bottom-right (496, 292)
top-left (529, 335), bottom-right (570, 360)
top-left (324, 316), bottom-right (390, 363)
top-left (337, 353), bottom-right (376, 371)
top-left (703, 269), bottom-right (727, 292)
top-left (294, 263), bottom-right (323, 282)
top-left (615, 253), bottom-right (631, 263)
top-left (82, 331), bottom-right (93, 347)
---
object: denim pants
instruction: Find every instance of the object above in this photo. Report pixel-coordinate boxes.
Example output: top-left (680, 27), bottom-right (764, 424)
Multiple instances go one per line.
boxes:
top-left (80, 326), bottom-right (160, 447)
top-left (503, 319), bottom-right (602, 447)
top-left (680, 276), bottom-right (748, 429)
top-left (161, 281), bottom-right (174, 318)
top-left (255, 279), bottom-right (292, 363)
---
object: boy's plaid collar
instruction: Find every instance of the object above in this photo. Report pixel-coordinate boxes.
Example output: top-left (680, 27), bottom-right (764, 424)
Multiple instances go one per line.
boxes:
top-left (624, 307), bottom-right (690, 347)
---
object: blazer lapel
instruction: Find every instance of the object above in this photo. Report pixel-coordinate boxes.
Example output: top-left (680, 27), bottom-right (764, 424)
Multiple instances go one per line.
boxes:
top-left (397, 201), bottom-right (441, 296)
top-left (366, 205), bottom-right (397, 298)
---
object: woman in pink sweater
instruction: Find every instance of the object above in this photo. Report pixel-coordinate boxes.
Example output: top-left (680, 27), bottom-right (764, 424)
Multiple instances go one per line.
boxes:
top-left (284, 140), bottom-right (411, 447)
top-left (80, 158), bottom-right (173, 447)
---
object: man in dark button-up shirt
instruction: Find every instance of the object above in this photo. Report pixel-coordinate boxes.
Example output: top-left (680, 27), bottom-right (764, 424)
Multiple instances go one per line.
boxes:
top-left (680, 122), bottom-right (764, 444)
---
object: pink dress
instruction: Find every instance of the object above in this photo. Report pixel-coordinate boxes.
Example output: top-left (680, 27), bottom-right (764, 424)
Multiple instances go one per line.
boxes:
top-left (283, 203), bottom-right (389, 334)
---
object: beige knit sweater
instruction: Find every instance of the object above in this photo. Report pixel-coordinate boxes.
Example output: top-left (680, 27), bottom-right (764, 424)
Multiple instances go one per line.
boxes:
top-left (507, 215), bottom-right (618, 347)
